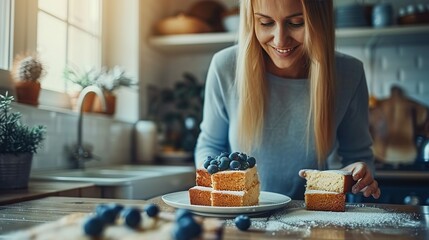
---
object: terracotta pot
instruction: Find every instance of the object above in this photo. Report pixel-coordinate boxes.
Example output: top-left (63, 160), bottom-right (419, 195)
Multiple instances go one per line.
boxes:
top-left (14, 81), bottom-right (41, 106)
top-left (68, 91), bottom-right (95, 112)
top-left (92, 92), bottom-right (116, 115)
top-left (0, 153), bottom-right (33, 189)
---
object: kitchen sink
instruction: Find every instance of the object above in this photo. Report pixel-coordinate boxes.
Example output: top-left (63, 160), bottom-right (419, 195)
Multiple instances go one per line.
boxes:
top-left (30, 165), bottom-right (196, 200)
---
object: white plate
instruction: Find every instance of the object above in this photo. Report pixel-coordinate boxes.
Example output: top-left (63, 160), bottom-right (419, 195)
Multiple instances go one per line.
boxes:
top-left (162, 191), bottom-right (291, 217)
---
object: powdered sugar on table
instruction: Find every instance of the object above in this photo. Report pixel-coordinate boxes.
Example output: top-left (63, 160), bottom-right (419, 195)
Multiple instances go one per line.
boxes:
top-left (227, 205), bottom-right (421, 231)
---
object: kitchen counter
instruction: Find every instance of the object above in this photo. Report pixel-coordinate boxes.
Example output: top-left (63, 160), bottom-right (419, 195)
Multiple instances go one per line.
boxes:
top-left (0, 196), bottom-right (428, 239)
top-left (0, 181), bottom-right (99, 205)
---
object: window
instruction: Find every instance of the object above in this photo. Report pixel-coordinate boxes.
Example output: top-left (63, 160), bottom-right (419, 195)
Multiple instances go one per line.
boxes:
top-left (36, 0), bottom-right (102, 92)
top-left (0, 0), bottom-right (12, 70)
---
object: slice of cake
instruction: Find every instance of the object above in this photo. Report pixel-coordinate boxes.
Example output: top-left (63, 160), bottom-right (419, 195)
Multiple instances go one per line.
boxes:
top-left (189, 152), bottom-right (260, 207)
top-left (211, 183), bottom-right (260, 207)
top-left (196, 168), bottom-right (212, 187)
top-left (305, 190), bottom-right (346, 212)
top-left (302, 169), bottom-right (354, 193)
top-left (189, 186), bottom-right (212, 206)
top-left (211, 167), bottom-right (259, 191)
top-left (302, 169), bottom-right (355, 212)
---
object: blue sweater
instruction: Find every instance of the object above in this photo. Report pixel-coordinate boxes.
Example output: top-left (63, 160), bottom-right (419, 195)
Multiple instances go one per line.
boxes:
top-left (195, 45), bottom-right (374, 200)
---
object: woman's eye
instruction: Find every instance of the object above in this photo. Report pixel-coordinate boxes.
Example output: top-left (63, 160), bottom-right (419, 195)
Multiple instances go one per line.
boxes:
top-left (288, 21), bottom-right (304, 28)
top-left (260, 21), bottom-right (274, 26)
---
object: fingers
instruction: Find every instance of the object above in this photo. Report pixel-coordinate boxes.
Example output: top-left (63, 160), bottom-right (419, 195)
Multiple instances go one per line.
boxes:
top-left (298, 169), bottom-right (307, 178)
top-left (348, 162), bottom-right (381, 199)
top-left (358, 180), bottom-right (380, 199)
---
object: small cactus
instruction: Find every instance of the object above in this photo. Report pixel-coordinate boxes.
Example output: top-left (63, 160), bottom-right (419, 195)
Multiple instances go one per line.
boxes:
top-left (15, 56), bottom-right (43, 81)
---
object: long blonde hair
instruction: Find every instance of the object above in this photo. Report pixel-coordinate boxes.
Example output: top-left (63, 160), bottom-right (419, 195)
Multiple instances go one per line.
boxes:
top-left (236, 0), bottom-right (335, 165)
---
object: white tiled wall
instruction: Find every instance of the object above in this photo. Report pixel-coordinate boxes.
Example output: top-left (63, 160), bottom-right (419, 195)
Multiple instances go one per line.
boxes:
top-left (12, 103), bottom-right (134, 173)
top-left (338, 43), bottom-right (429, 107)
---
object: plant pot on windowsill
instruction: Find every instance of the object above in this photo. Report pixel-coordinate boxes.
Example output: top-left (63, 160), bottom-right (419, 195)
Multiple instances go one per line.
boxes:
top-left (92, 92), bottom-right (116, 115)
top-left (15, 81), bottom-right (41, 106)
top-left (0, 93), bottom-right (46, 189)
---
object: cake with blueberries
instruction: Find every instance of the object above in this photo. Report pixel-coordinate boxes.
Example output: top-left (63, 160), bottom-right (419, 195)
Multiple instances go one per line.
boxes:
top-left (302, 169), bottom-right (356, 212)
top-left (189, 152), bottom-right (260, 207)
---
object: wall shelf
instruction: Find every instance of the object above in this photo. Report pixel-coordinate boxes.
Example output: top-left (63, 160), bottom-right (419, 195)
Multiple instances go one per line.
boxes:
top-left (149, 24), bottom-right (429, 53)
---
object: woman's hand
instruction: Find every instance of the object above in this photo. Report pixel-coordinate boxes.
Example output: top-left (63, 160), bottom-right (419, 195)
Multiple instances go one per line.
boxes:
top-left (341, 162), bottom-right (381, 199)
top-left (298, 162), bottom-right (381, 199)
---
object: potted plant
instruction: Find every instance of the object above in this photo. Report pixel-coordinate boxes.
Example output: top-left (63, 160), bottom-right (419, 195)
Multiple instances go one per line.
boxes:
top-left (63, 65), bottom-right (100, 112)
top-left (0, 92), bottom-right (46, 189)
top-left (92, 66), bottom-right (136, 115)
top-left (11, 54), bottom-right (44, 106)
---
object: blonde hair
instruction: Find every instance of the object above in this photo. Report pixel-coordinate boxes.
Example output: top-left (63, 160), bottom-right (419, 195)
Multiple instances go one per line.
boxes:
top-left (236, 0), bottom-right (335, 166)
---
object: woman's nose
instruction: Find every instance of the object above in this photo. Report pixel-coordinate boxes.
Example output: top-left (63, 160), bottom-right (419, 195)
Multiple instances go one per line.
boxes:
top-left (273, 25), bottom-right (291, 46)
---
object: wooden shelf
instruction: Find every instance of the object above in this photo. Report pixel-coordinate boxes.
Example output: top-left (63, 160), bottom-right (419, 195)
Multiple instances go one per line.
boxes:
top-left (149, 24), bottom-right (429, 53)
top-left (149, 32), bottom-right (237, 54)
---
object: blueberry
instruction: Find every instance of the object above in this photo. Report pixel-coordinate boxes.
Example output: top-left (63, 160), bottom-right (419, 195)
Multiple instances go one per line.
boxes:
top-left (238, 153), bottom-right (247, 161)
top-left (99, 207), bottom-right (117, 224)
top-left (108, 203), bottom-right (124, 216)
top-left (229, 152), bottom-right (239, 161)
top-left (172, 224), bottom-right (189, 240)
top-left (83, 216), bottom-right (104, 236)
top-left (210, 159), bottom-right (219, 166)
top-left (219, 157), bottom-right (230, 171)
top-left (177, 216), bottom-right (202, 238)
top-left (219, 152), bottom-right (229, 158)
top-left (175, 209), bottom-right (193, 222)
top-left (203, 160), bottom-right (211, 169)
top-left (207, 164), bottom-right (219, 174)
top-left (121, 208), bottom-right (142, 229)
top-left (240, 161), bottom-right (249, 170)
top-left (95, 204), bottom-right (108, 216)
top-left (234, 215), bottom-right (251, 231)
top-left (144, 204), bottom-right (160, 217)
top-left (230, 160), bottom-right (241, 170)
top-left (246, 156), bottom-right (256, 168)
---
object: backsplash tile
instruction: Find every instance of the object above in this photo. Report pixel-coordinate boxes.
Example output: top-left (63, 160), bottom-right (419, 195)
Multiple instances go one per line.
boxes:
top-left (340, 43), bottom-right (429, 107)
top-left (11, 103), bottom-right (134, 172)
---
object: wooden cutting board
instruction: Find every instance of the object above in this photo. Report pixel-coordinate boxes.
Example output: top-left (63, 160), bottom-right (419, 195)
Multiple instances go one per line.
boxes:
top-left (10, 211), bottom-right (223, 240)
top-left (369, 86), bottom-right (429, 164)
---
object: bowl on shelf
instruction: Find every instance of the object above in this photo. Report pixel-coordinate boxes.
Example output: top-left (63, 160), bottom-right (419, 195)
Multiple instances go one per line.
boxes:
top-left (222, 14), bottom-right (240, 32)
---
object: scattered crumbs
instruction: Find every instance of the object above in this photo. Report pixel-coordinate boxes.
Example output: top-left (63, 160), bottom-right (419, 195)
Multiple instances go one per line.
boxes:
top-left (226, 207), bottom-right (421, 231)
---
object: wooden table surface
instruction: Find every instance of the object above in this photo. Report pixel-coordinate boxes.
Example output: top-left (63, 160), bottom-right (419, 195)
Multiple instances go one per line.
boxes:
top-left (0, 196), bottom-right (428, 239)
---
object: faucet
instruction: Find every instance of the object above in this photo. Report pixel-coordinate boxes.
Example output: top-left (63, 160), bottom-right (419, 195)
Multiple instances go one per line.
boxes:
top-left (70, 86), bottom-right (107, 169)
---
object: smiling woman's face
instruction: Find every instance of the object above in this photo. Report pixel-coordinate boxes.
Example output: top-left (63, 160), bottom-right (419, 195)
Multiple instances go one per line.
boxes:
top-left (253, 0), bottom-right (307, 78)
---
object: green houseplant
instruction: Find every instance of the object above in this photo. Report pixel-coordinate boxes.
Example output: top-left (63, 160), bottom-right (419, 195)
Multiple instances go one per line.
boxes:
top-left (0, 92), bottom-right (46, 189)
top-left (64, 65), bottom-right (135, 115)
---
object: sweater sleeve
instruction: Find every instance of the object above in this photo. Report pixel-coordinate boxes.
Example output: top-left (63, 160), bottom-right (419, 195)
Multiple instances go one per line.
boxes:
top-left (336, 66), bottom-right (375, 171)
top-left (194, 53), bottom-right (230, 168)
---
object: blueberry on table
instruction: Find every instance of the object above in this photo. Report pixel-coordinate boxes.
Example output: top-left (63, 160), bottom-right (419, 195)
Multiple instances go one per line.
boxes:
top-left (175, 208), bottom-right (193, 222)
top-left (108, 203), bottom-right (124, 216)
top-left (95, 204), bottom-right (108, 216)
top-left (121, 207), bottom-right (142, 229)
top-left (99, 207), bottom-right (117, 224)
top-left (234, 214), bottom-right (251, 231)
top-left (177, 216), bottom-right (202, 238)
top-left (144, 203), bottom-right (160, 217)
top-left (83, 216), bottom-right (104, 236)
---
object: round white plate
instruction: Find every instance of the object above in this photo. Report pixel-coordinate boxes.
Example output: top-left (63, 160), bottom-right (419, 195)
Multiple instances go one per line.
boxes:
top-left (162, 191), bottom-right (291, 217)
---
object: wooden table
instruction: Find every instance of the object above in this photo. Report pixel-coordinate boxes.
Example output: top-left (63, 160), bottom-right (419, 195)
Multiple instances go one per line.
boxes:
top-left (0, 196), bottom-right (428, 239)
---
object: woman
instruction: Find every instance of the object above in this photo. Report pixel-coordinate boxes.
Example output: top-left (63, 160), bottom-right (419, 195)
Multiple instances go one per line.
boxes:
top-left (195, 0), bottom-right (380, 200)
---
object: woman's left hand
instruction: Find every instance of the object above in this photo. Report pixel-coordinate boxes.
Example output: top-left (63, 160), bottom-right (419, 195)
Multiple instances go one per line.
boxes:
top-left (341, 162), bottom-right (381, 199)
